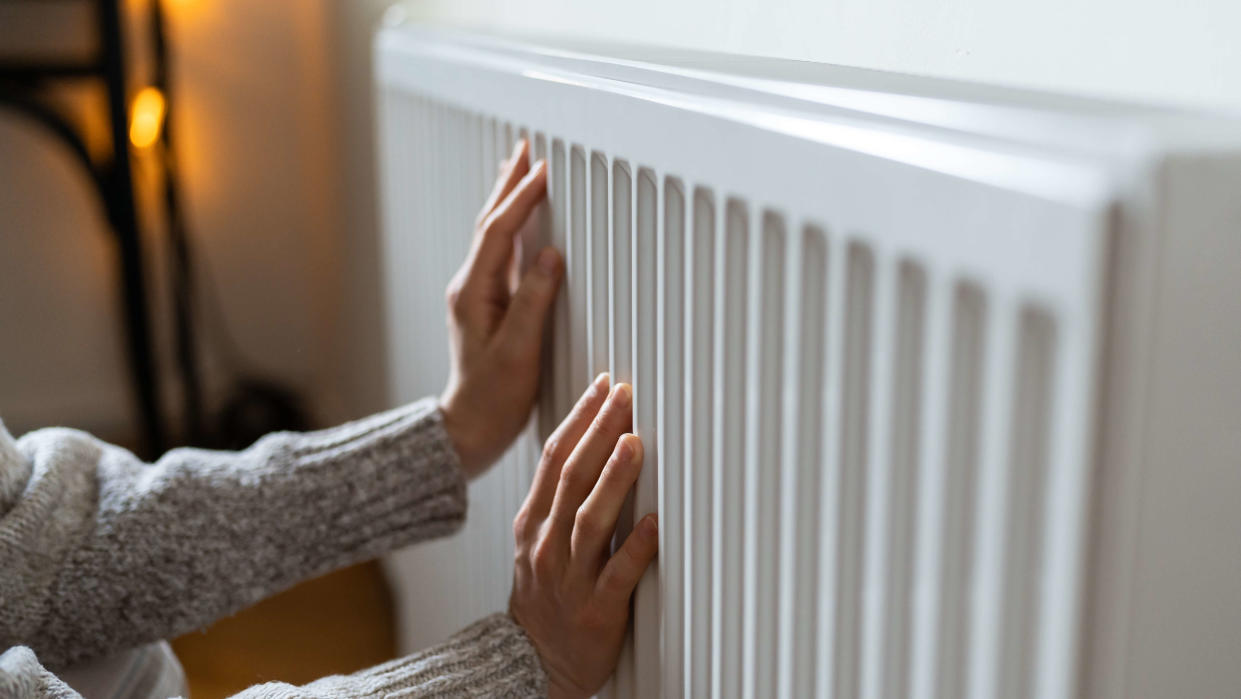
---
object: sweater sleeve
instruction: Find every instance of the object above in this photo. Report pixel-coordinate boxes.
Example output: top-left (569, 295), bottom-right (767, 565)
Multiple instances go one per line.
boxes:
top-left (0, 646), bottom-right (82, 699)
top-left (0, 614), bottom-right (547, 699)
top-left (0, 399), bottom-right (467, 671)
top-left (234, 613), bottom-right (547, 698)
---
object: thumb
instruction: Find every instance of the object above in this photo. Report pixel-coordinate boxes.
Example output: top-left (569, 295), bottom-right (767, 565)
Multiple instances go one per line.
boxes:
top-left (497, 246), bottom-right (562, 358)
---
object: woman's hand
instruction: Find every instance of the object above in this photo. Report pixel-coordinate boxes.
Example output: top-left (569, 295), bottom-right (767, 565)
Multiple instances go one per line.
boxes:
top-left (509, 374), bottom-right (659, 699)
top-left (440, 139), bottom-right (562, 478)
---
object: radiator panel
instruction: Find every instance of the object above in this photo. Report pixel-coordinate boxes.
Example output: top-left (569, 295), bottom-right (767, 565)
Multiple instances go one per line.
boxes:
top-left (376, 27), bottom-right (1118, 699)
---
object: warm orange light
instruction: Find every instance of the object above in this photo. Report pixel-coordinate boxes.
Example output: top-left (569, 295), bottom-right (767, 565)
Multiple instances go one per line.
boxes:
top-left (129, 87), bottom-right (166, 149)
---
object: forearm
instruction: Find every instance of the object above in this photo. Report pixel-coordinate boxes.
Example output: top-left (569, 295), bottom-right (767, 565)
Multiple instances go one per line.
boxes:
top-left (0, 399), bottom-right (466, 670)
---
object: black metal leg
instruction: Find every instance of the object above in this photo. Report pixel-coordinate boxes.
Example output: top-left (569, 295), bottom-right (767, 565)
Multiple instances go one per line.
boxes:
top-left (151, 0), bottom-right (205, 444)
top-left (99, 0), bottom-right (165, 456)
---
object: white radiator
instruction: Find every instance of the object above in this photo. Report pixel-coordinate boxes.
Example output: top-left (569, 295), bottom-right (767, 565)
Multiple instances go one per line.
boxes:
top-left (375, 24), bottom-right (1241, 699)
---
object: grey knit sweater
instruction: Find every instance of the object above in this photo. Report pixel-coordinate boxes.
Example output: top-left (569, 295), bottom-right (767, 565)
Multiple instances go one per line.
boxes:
top-left (0, 399), bottom-right (547, 697)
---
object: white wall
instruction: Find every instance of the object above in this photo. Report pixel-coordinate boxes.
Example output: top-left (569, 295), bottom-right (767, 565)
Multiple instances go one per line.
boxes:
top-left (5, 0), bottom-right (1237, 439)
top-left (407, 0), bottom-right (1241, 114)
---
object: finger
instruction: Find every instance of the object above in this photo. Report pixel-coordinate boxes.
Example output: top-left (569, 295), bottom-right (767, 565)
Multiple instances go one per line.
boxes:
top-left (468, 160), bottom-right (548, 281)
top-left (595, 513), bottom-right (658, 609)
top-left (522, 373), bottom-right (611, 522)
top-left (451, 161), bottom-right (546, 332)
top-left (475, 140), bottom-right (529, 228)
top-left (495, 246), bottom-right (562, 357)
top-left (571, 434), bottom-right (643, 573)
top-left (547, 384), bottom-right (633, 537)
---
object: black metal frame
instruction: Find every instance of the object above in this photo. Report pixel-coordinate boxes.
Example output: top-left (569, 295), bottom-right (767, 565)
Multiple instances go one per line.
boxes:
top-left (0, 0), bottom-right (195, 456)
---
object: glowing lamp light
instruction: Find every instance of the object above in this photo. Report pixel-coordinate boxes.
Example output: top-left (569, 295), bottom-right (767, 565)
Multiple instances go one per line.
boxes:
top-left (129, 87), bottom-right (167, 149)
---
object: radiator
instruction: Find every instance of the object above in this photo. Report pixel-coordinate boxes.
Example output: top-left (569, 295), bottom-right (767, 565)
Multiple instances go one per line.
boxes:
top-left (375, 23), bottom-right (1241, 699)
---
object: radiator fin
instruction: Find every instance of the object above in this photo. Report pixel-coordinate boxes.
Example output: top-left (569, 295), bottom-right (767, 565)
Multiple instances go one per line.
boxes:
top-left (714, 198), bottom-right (748, 699)
top-left (742, 211), bottom-right (785, 699)
top-left (659, 177), bottom-right (687, 699)
top-left (781, 224), bottom-right (828, 699)
top-left (685, 187), bottom-right (716, 697)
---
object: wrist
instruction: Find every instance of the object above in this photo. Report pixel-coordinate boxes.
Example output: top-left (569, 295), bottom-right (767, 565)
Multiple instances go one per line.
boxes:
top-left (535, 650), bottom-right (590, 699)
top-left (510, 611), bottom-right (591, 699)
top-left (438, 397), bottom-right (485, 479)
top-left (546, 680), bottom-right (582, 699)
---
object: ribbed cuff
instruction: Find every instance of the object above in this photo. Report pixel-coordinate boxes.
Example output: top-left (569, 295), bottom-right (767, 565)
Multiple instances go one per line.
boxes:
top-left (277, 398), bottom-right (470, 568)
top-left (0, 646), bottom-right (81, 698)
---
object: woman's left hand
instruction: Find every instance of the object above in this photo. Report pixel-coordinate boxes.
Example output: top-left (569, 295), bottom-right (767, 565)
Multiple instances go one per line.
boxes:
top-left (440, 139), bottom-right (563, 478)
top-left (509, 375), bottom-right (659, 699)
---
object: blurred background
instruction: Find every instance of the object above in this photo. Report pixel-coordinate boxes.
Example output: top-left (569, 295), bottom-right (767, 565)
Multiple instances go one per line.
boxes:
top-left (1, 0), bottom-right (1238, 696)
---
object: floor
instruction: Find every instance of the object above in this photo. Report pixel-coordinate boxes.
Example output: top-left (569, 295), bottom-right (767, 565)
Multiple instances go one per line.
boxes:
top-left (171, 561), bottom-right (397, 698)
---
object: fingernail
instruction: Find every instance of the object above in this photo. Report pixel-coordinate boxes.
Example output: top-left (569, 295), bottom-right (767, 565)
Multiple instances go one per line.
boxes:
top-left (640, 514), bottom-right (658, 539)
top-left (590, 373), bottom-right (610, 398)
top-left (537, 247), bottom-right (559, 276)
top-left (615, 437), bottom-right (633, 464)
top-left (521, 160), bottom-right (546, 184)
top-left (511, 140), bottom-right (525, 159)
top-left (613, 383), bottom-right (632, 408)
top-left (624, 433), bottom-right (644, 460)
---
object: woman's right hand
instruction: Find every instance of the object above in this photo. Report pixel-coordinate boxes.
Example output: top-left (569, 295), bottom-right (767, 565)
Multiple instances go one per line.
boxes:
top-left (508, 374), bottom-right (659, 699)
top-left (440, 139), bottom-right (561, 479)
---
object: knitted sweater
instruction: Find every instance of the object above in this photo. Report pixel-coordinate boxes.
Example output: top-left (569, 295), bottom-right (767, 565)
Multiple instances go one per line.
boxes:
top-left (0, 399), bottom-right (547, 697)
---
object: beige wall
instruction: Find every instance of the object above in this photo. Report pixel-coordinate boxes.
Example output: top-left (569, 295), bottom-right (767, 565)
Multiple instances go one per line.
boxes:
top-left (169, 0), bottom-right (345, 422)
top-left (0, 118), bottom-right (131, 436)
top-left (0, 0), bottom-right (383, 438)
top-left (322, 0), bottom-right (408, 420)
